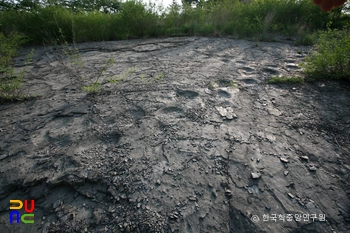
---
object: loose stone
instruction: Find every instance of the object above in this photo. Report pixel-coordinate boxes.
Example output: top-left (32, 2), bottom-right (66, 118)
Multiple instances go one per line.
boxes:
top-left (251, 172), bottom-right (262, 179)
top-left (280, 157), bottom-right (289, 163)
top-left (308, 164), bottom-right (317, 171)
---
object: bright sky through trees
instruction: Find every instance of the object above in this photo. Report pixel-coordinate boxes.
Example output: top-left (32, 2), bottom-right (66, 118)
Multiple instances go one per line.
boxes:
top-left (147, 0), bottom-right (181, 9)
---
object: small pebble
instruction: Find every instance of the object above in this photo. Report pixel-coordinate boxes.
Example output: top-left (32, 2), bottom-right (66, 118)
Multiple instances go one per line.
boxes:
top-left (251, 172), bottom-right (262, 179)
top-left (308, 165), bottom-right (317, 171)
top-left (225, 189), bottom-right (232, 197)
top-left (280, 157), bottom-right (289, 163)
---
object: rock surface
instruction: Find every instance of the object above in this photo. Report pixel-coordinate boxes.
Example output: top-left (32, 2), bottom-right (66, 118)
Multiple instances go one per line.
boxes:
top-left (1, 37), bottom-right (350, 233)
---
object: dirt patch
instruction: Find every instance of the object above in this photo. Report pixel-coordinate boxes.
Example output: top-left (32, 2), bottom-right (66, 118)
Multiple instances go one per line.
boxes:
top-left (1, 37), bottom-right (350, 233)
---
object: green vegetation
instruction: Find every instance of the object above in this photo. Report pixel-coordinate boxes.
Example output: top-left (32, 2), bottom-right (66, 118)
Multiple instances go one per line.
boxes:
top-left (82, 58), bottom-right (115, 93)
top-left (208, 81), bottom-right (217, 90)
top-left (294, 33), bottom-right (316, 46)
top-left (2, 0), bottom-right (347, 44)
top-left (107, 67), bottom-right (136, 84)
top-left (82, 63), bottom-right (136, 94)
top-left (0, 32), bottom-right (35, 102)
top-left (138, 71), bottom-right (165, 83)
top-left (81, 82), bottom-right (101, 93)
top-left (152, 72), bottom-right (165, 82)
top-left (267, 76), bottom-right (304, 84)
top-left (141, 74), bottom-right (146, 82)
top-left (0, 32), bottom-right (26, 71)
top-left (60, 37), bottom-right (83, 68)
top-left (223, 80), bottom-right (237, 88)
top-left (301, 27), bottom-right (350, 81)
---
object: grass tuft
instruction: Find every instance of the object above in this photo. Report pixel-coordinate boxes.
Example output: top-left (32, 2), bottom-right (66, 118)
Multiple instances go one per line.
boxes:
top-left (152, 72), bottom-right (165, 82)
top-left (81, 82), bottom-right (101, 93)
top-left (267, 76), bottom-right (304, 84)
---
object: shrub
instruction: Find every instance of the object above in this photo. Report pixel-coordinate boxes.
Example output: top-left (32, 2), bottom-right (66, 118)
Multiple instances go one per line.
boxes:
top-left (294, 32), bottom-right (315, 46)
top-left (74, 11), bottom-right (113, 42)
top-left (0, 0), bottom-right (338, 44)
top-left (118, 0), bottom-right (160, 39)
top-left (0, 32), bottom-right (26, 71)
top-left (0, 32), bottom-right (32, 102)
top-left (301, 28), bottom-right (350, 80)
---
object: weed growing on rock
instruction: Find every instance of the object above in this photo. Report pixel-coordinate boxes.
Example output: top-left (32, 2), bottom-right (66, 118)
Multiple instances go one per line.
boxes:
top-left (224, 80), bottom-right (237, 88)
top-left (82, 58), bottom-right (115, 93)
top-left (57, 26), bottom-right (84, 68)
top-left (63, 45), bottom-right (83, 68)
top-left (139, 71), bottom-right (164, 84)
top-left (51, 28), bottom-right (137, 94)
top-left (107, 77), bottom-right (124, 84)
top-left (140, 74), bottom-right (146, 82)
top-left (45, 23), bottom-right (85, 84)
top-left (151, 72), bottom-right (165, 83)
top-left (107, 67), bottom-right (136, 84)
top-left (208, 81), bottom-right (218, 90)
top-left (0, 32), bottom-right (35, 102)
top-left (81, 82), bottom-right (101, 93)
top-left (267, 76), bottom-right (304, 84)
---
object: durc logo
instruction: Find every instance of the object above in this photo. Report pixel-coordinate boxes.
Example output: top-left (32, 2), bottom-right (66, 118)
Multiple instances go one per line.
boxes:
top-left (9, 200), bottom-right (35, 224)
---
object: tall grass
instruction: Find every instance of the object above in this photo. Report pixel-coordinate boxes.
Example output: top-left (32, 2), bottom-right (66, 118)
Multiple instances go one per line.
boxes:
top-left (0, 0), bottom-right (337, 44)
top-left (189, 0), bottom-right (330, 38)
top-left (0, 1), bottom-right (162, 44)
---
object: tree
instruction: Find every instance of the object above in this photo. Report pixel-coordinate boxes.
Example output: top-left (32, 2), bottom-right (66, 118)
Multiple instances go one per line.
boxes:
top-left (0, 0), bottom-right (120, 13)
top-left (182, 0), bottom-right (199, 5)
